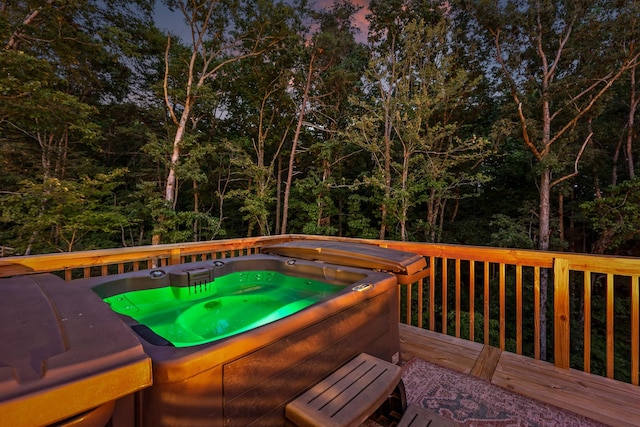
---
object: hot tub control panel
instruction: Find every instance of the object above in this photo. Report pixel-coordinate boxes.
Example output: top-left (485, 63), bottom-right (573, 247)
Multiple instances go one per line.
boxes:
top-left (352, 283), bottom-right (373, 292)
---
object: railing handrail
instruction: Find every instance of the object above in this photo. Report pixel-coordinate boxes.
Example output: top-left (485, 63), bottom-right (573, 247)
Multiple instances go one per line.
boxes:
top-left (3, 235), bottom-right (640, 277)
top-left (0, 235), bottom-right (294, 277)
top-left (1, 234), bottom-right (638, 386)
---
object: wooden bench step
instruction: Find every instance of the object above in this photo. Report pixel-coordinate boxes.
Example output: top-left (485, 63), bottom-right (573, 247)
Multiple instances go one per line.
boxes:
top-left (397, 404), bottom-right (459, 427)
top-left (285, 353), bottom-right (402, 427)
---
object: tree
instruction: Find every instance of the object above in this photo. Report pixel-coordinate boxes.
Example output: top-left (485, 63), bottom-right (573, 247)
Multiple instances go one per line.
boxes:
top-left (395, 18), bottom-right (492, 242)
top-left (197, 0), bottom-right (305, 237)
top-left (351, 1), bottom-right (491, 241)
top-left (284, 0), bottom-right (369, 236)
top-left (281, 0), bottom-right (366, 234)
top-left (1, 171), bottom-right (132, 253)
top-left (157, 0), bottom-right (301, 242)
top-left (476, 0), bottom-right (640, 359)
top-left (357, 0), bottom-right (408, 239)
top-left (1, 0), bottom-right (157, 253)
top-left (615, 1), bottom-right (640, 183)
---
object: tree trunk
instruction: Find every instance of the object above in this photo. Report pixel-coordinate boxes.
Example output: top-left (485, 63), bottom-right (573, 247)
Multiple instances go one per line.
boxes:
top-left (378, 33), bottom-right (398, 241)
top-left (627, 64), bottom-right (637, 179)
top-left (165, 100), bottom-right (192, 208)
top-left (558, 192), bottom-right (564, 248)
top-left (426, 189), bottom-right (438, 243)
top-left (612, 136), bottom-right (623, 186)
top-left (317, 158), bottom-right (331, 228)
top-left (539, 169), bottom-right (552, 360)
top-left (193, 179), bottom-right (199, 241)
top-left (275, 156), bottom-right (282, 235)
top-left (400, 149), bottom-right (410, 241)
top-left (282, 52), bottom-right (315, 234)
top-left (380, 102), bottom-right (392, 240)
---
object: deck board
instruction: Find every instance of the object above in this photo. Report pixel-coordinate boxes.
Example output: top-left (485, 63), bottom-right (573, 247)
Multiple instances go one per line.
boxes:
top-left (399, 323), bottom-right (640, 427)
top-left (493, 352), bottom-right (640, 427)
top-left (470, 345), bottom-right (502, 381)
top-left (398, 323), bottom-right (482, 374)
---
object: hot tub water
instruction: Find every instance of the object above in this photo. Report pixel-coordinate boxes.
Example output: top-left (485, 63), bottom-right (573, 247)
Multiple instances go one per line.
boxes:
top-left (103, 270), bottom-right (344, 347)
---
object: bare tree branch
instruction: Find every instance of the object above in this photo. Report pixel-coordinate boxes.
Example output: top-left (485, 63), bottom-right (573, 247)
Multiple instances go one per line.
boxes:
top-left (164, 36), bottom-right (179, 126)
top-left (550, 131), bottom-right (592, 189)
top-left (5, 0), bottom-right (55, 50)
top-left (545, 52), bottom-right (640, 153)
top-left (491, 27), bottom-right (542, 159)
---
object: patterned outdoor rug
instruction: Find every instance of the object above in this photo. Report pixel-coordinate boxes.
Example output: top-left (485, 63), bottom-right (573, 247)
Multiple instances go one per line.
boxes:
top-left (399, 357), bottom-right (608, 427)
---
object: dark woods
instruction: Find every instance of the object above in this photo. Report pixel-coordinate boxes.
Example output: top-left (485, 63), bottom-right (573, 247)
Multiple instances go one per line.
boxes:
top-left (1, 0), bottom-right (639, 256)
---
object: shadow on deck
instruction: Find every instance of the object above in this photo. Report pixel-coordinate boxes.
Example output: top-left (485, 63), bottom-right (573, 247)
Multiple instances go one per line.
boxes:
top-left (398, 323), bottom-right (640, 427)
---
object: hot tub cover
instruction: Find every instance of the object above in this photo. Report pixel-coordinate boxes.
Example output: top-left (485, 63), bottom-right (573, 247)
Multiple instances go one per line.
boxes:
top-left (264, 240), bottom-right (427, 275)
top-left (0, 273), bottom-right (152, 427)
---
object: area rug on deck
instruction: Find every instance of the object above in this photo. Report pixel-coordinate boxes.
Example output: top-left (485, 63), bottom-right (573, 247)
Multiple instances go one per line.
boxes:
top-left (400, 357), bottom-right (607, 427)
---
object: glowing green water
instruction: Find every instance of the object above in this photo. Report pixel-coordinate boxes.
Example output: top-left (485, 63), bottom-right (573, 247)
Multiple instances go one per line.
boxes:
top-left (103, 270), bottom-right (343, 347)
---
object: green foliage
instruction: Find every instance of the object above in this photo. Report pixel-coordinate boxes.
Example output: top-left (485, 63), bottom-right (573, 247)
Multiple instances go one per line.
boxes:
top-left (348, 12), bottom-right (494, 241)
top-left (344, 194), bottom-right (379, 239)
top-left (0, 0), bottom-right (637, 262)
top-left (581, 179), bottom-right (640, 253)
top-left (447, 311), bottom-right (503, 348)
top-left (0, 170), bottom-right (131, 253)
top-left (133, 181), bottom-right (225, 245)
top-left (489, 214), bottom-right (535, 249)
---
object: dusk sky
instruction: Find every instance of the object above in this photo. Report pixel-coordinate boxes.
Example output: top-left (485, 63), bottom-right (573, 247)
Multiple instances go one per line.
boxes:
top-left (154, 0), bottom-right (372, 44)
top-left (314, 0), bottom-right (371, 41)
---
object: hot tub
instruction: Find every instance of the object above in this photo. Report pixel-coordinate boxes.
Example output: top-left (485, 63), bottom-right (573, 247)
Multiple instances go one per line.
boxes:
top-left (79, 252), bottom-right (403, 427)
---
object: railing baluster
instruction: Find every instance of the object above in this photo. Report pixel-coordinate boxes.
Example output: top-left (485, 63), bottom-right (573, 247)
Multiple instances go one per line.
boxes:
top-left (584, 271), bottom-right (592, 373)
top-left (499, 263), bottom-right (506, 350)
top-left (429, 256), bottom-right (435, 331)
top-left (455, 259), bottom-right (461, 338)
top-left (484, 261), bottom-right (490, 345)
top-left (406, 282), bottom-right (412, 326)
top-left (632, 275), bottom-right (639, 386)
top-left (516, 264), bottom-right (522, 354)
top-left (417, 277), bottom-right (424, 329)
top-left (469, 260), bottom-right (475, 343)
top-left (534, 266), bottom-right (541, 360)
top-left (607, 273), bottom-right (614, 379)
top-left (397, 284), bottom-right (406, 323)
top-left (442, 257), bottom-right (448, 334)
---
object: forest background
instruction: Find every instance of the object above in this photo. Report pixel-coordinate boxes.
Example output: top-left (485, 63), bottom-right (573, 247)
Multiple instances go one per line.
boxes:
top-left (2, 0), bottom-right (640, 258)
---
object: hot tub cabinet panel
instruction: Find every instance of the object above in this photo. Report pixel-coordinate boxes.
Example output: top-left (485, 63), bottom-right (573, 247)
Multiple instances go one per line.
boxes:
top-left (78, 254), bottom-right (400, 427)
top-left (222, 292), bottom-right (397, 427)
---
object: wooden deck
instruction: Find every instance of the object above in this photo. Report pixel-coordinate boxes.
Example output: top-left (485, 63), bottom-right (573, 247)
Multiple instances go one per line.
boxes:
top-left (398, 323), bottom-right (640, 427)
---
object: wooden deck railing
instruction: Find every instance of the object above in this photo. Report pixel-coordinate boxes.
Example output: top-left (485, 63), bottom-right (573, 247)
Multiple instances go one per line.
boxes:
top-left (1, 235), bottom-right (638, 386)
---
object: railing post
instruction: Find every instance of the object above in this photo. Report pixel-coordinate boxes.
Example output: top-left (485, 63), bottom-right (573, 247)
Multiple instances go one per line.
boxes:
top-left (169, 248), bottom-right (181, 266)
top-left (554, 258), bottom-right (570, 369)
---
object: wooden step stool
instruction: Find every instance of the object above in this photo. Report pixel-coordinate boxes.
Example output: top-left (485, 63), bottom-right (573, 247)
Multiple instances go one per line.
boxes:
top-left (397, 404), bottom-right (460, 427)
top-left (285, 353), bottom-right (403, 427)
